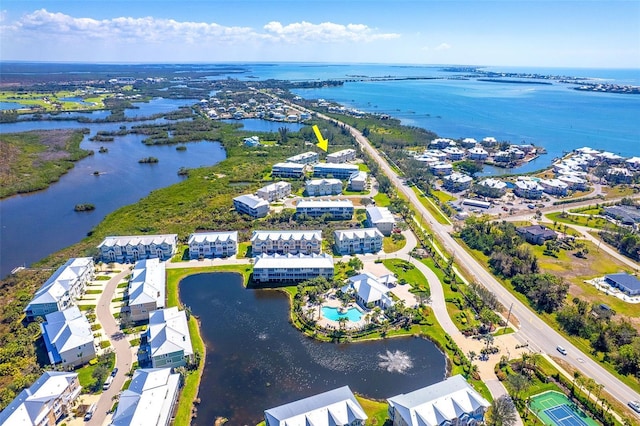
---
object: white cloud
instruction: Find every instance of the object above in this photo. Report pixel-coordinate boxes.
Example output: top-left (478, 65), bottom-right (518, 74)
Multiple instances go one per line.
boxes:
top-left (263, 21), bottom-right (399, 43)
top-left (3, 9), bottom-right (256, 44)
top-left (435, 42), bottom-right (451, 51)
top-left (2, 9), bottom-right (399, 46)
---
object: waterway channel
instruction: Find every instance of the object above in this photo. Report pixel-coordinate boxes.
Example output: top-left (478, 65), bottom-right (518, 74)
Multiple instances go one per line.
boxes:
top-left (180, 272), bottom-right (447, 425)
top-left (0, 98), bottom-right (214, 277)
top-left (0, 98), bottom-right (312, 277)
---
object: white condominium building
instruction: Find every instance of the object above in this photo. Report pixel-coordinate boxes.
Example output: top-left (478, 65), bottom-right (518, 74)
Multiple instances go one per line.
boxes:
top-left (233, 194), bottom-right (270, 218)
top-left (126, 258), bottom-right (166, 322)
top-left (334, 228), bottom-right (384, 254)
top-left (366, 206), bottom-right (396, 236)
top-left (253, 253), bottom-right (334, 283)
top-left (326, 148), bottom-right (357, 163)
top-left (296, 199), bottom-right (354, 220)
top-left (98, 234), bottom-right (178, 263)
top-left (257, 181), bottom-right (292, 202)
top-left (24, 257), bottom-right (95, 321)
top-left (251, 230), bottom-right (322, 255)
top-left (305, 178), bottom-right (342, 196)
top-left (188, 231), bottom-right (238, 259)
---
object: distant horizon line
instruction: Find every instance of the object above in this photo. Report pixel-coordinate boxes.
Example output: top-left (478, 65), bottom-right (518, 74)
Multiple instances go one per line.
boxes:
top-left (1, 60), bottom-right (638, 71)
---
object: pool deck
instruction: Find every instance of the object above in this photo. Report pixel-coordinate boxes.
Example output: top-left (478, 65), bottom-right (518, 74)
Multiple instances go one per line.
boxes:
top-left (308, 291), bottom-right (370, 330)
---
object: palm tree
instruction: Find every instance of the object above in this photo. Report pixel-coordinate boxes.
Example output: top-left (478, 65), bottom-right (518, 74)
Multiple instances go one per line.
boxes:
top-left (595, 382), bottom-right (604, 406)
top-left (573, 371), bottom-right (582, 393)
top-left (585, 377), bottom-right (596, 402)
top-left (506, 373), bottom-right (531, 401)
top-left (486, 395), bottom-right (519, 426)
top-left (316, 294), bottom-right (326, 320)
top-left (337, 316), bottom-right (348, 331)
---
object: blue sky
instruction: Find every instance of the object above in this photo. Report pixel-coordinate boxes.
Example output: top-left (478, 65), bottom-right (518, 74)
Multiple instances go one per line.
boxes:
top-left (1, 0), bottom-right (639, 68)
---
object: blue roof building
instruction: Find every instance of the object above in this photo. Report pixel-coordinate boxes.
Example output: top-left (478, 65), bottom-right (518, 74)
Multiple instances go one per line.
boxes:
top-left (605, 273), bottom-right (640, 296)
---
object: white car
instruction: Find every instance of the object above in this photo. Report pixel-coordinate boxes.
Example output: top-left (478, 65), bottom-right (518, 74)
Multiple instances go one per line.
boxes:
top-left (629, 401), bottom-right (640, 413)
top-left (556, 345), bottom-right (567, 355)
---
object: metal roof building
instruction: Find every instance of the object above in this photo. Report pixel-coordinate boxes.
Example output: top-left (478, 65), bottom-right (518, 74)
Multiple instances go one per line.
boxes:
top-left (111, 368), bottom-right (180, 426)
top-left (388, 375), bottom-right (490, 426)
top-left (605, 273), bottom-right (640, 296)
top-left (264, 386), bottom-right (367, 426)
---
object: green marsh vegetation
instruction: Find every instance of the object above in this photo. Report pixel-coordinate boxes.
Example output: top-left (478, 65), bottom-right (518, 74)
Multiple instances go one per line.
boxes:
top-left (0, 129), bottom-right (92, 198)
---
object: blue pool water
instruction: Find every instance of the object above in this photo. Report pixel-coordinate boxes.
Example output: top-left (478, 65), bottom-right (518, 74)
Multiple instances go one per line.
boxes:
top-left (322, 306), bottom-right (363, 322)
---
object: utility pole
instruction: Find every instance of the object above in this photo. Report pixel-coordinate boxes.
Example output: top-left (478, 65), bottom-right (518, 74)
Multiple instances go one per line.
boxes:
top-left (504, 303), bottom-right (513, 333)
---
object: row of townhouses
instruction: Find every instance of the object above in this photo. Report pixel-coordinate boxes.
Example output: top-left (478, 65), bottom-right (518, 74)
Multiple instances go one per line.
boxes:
top-left (123, 258), bottom-right (166, 322)
top-left (263, 375), bottom-right (490, 426)
top-left (270, 161), bottom-right (363, 180)
top-left (24, 257), bottom-right (95, 321)
top-left (0, 370), bottom-right (487, 426)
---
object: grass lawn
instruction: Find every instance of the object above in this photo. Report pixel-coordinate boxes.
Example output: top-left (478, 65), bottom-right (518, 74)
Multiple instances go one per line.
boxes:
top-left (432, 190), bottom-right (456, 203)
top-left (410, 186), bottom-right (451, 225)
top-left (602, 185), bottom-right (638, 199)
top-left (373, 192), bottom-right (391, 207)
top-left (419, 258), bottom-right (481, 331)
top-left (383, 259), bottom-right (429, 291)
top-left (166, 267), bottom-right (215, 426)
top-left (0, 89), bottom-right (109, 112)
top-left (545, 212), bottom-right (610, 230)
top-left (343, 189), bottom-right (370, 196)
top-left (79, 304), bottom-right (96, 311)
top-left (355, 395), bottom-right (388, 424)
top-left (529, 240), bottom-right (638, 320)
top-left (238, 241), bottom-right (252, 257)
top-left (85, 289), bottom-right (102, 294)
top-left (493, 327), bottom-right (514, 336)
top-left (383, 235), bottom-right (406, 253)
top-left (358, 163), bottom-right (371, 172)
top-left (77, 364), bottom-right (100, 390)
top-left (93, 275), bottom-right (112, 281)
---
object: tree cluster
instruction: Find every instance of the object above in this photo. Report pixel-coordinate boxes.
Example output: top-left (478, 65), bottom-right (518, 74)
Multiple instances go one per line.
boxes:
top-left (557, 298), bottom-right (640, 377)
top-left (511, 273), bottom-right (569, 313)
top-left (600, 228), bottom-right (640, 261)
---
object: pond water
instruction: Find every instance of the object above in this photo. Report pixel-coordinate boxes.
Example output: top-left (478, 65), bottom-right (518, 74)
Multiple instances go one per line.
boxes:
top-left (0, 102), bottom-right (25, 110)
top-left (124, 97), bottom-right (199, 118)
top-left (0, 122), bottom-right (225, 276)
top-left (225, 118), bottom-right (307, 133)
top-left (59, 97), bottom-right (96, 105)
top-left (180, 272), bottom-right (446, 425)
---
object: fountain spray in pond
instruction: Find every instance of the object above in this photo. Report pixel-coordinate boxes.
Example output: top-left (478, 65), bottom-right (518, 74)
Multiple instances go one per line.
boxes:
top-left (378, 350), bottom-right (413, 373)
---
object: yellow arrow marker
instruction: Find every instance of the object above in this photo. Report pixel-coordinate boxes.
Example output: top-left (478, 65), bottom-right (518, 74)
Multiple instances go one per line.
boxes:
top-left (312, 124), bottom-right (329, 152)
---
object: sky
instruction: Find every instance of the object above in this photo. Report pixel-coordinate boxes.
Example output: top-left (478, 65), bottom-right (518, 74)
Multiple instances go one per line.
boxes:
top-left (1, 0), bottom-right (639, 68)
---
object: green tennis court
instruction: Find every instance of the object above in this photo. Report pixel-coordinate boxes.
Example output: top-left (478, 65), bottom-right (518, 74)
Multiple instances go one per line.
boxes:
top-left (529, 391), bottom-right (598, 426)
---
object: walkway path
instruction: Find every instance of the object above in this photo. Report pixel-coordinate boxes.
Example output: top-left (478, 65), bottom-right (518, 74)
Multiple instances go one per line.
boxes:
top-left (88, 267), bottom-right (133, 426)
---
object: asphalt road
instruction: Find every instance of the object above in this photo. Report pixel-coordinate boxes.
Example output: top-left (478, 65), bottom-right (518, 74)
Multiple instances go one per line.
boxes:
top-left (318, 112), bottom-right (640, 417)
top-left (89, 267), bottom-right (133, 426)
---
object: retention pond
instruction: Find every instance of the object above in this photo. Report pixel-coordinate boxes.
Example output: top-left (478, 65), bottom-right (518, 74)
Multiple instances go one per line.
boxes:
top-left (180, 272), bottom-right (447, 425)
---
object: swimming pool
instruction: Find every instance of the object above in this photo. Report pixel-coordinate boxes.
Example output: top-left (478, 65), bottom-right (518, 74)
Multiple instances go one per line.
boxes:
top-left (322, 306), bottom-right (363, 322)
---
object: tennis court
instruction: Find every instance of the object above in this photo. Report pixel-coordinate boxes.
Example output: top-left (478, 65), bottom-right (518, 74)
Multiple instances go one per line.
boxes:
top-left (529, 391), bottom-right (598, 426)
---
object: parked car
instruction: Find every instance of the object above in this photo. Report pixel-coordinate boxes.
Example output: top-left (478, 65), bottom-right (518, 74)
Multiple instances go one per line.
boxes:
top-left (629, 401), bottom-right (640, 413)
top-left (84, 403), bottom-right (97, 421)
top-left (103, 375), bottom-right (114, 390)
top-left (111, 367), bottom-right (118, 377)
top-left (556, 345), bottom-right (567, 355)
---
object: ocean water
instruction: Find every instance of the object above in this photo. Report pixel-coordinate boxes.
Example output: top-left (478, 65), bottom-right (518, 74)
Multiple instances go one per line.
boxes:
top-left (206, 63), bottom-right (639, 174)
